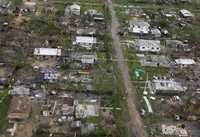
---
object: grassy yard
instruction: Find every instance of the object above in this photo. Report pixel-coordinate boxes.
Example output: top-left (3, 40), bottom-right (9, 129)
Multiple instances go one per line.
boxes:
top-left (123, 46), bottom-right (169, 81)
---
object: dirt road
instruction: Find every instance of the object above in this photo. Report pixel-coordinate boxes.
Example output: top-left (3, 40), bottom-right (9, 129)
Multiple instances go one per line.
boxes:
top-left (107, 0), bottom-right (148, 137)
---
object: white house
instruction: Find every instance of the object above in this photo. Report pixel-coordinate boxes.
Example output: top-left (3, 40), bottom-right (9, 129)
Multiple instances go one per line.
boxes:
top-left (34, 48), bottom-right (61, 56)
top-left (134, 39), bottom-right (161, 53)
top-left (180, 9), bottom-right (193, 18)
top-left (129, 20), bottom-right (150, 34)
top-left (175, 58), bottom-right (196, 67)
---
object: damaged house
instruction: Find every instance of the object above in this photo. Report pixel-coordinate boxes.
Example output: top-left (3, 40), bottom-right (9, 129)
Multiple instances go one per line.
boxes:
top-left (9, 85), bottom-right (30, 96)
top-left (85, 9), bottom-right (104, 22)
top-left (165, 40), bottom-right (191, 52)
top-left (81, 54), bottom-right (97, 64)
top-left (151, 76), bottom-right (187, 94)
top-left (162, 124), bottom-right (188, 137)
top-left (65, 4), bottom-right (80, 16)
top-left (137, 54), bottom-right (171, 68)
top-left (134, 39), bottom-right (161, 53)
top-left (70, 53), bottom-right (97, 64)
top-left (60, 95), bottom-right (74, 116)
top-left (75, 99), bottom-right (99, 119)
top-left (8, 96), bottom-right (31, 121)
top-left (73, 36), bottom-right (97, 50)
top-left (76, 28), bottom-right (96, 36)
top-left (129, 19), bottom-right (150, 34)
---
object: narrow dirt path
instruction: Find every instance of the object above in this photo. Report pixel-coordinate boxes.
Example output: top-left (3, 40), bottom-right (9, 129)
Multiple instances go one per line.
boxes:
top-left (107, 0), bottom-right (148, 137)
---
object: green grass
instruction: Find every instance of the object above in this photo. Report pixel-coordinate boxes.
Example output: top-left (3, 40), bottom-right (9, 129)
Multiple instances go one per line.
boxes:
top-left (114, 0), bottom-right (200, 7)
top-left (12, 0), bottom-right (23, 6)
top-left (50, 0), bottom-right (100, 4)
top-left (92, 66), bottom-right (114, 94)
top-left (54, 3), bottom-right (65, 17)
top-left (25, 15), bottom-right (63, 36)
top-left (0, 89), bottom-right (11, 133)
top-left (189, 22), bottom-right (200, 42)
top-left (115, 7), bottom-right (128, 27)
top-left (81, 3), bottom-right (104, 14)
